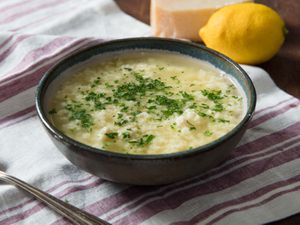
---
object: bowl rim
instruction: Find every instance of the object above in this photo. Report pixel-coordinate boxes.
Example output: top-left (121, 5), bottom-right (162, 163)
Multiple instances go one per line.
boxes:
top-left (35, 37), bottom-right (256, 160)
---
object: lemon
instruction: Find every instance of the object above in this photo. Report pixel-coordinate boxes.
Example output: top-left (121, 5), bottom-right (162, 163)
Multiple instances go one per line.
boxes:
top-left (199, 3), bottom-right (286, 65)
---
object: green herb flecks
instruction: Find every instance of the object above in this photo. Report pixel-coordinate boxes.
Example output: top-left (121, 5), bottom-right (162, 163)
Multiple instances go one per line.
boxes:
top-left (65, 102), bottom-right (94, 129)
top-left (91, 77), bottom-right (100, 88)
top-left (105, 82), bottom-right (114, 88)
top-left (122, 132), bottom-right (131, 139)
top-left (217, 118), bottom-right (230, 123)
top-left (115, 119), bottom-right (129, 126)
top-left (129, 134), bottom-right (155, 147)
top-left (155, 95), bottom-right (184, 118)
top-left (84, 91), bottom-right (106, 110)
top-left (48, 108), bottom-right (57, 114)
top-left (113, 73), bottom-right (170, 101)
top-left (204, 130), bottom-right (213, 136)
top-left (170, 123), bottom-right (176, 129)
top-left (186, 120), bottom-right (196, 131)
top-left (124, 67), bottom-right (132, 71)
top-left (200, 103), bottom-right (209, 109)
top-left (201, 89), bottom-right (223, 101)
top-left (181, 91), bottom-right (194, 101)
top-left (213, 103), bottom-right (224, 112)
top-left (105, 132), bottom-right (118, 139)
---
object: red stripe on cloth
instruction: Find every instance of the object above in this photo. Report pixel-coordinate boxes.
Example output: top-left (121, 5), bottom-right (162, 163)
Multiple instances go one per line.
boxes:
top-left (248, 100), bottom-right (300, 129)
top-left (0, 35), bottom-right (14, 50)
top-left (0, 0), bottom-right (35, 14)
top-left (207, 185), bottom-right (300, 225)
top-left (0, 105), bottom-right (35, 123)
top-left (0, 175), bottom-right (94, 217)
top-left (0, 107), bottom-right (38, 128)
top-left (0, 37), bottom-right (84, 85)
top-left (3, 36), bottom-right (74, 80)
top-left (0, 179), bottom-right (105, 225)
top-left (0, 34), bottom-right (30, 63)
top-left (173, 173), bottom-right (300, 225)
top-left (254, 97), bottom-right (293, 115)
top-left (234, 123), bottom-right (300, 156)
top-left (113, 143), bottom-right (300, 225)
top-left (0, 39), bottom-right (93, 102)
top-left (0, 0), bottom-right (69, 25)
top-left (11, 4), bottom-right (79, 32)
top-left (206, 186), bottom-right (300, 225)
top-left (0, 65), bottom-right (49, 101)
top-left (1, 102), bottom-right (298, 223)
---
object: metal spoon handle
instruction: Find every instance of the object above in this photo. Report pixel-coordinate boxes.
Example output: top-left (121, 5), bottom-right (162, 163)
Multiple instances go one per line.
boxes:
top-left (0, 173), bottom-right (110, 225)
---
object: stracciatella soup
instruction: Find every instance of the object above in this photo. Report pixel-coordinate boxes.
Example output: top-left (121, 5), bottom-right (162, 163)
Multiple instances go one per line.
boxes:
top-left (48, 51), bottom-right (245, 154)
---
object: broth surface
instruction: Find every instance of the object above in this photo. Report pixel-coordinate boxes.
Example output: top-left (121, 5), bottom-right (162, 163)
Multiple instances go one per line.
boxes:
top-left (49, 51), bottom-right (244, 154)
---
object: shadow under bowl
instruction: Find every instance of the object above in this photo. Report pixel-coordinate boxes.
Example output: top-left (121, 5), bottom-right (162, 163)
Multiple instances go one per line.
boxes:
top-left (36, 38), bottom-right (256, 185)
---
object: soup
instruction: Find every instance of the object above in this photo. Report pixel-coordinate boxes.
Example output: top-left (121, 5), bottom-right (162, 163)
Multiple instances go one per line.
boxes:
top-left (48, 51), bottom-right (244, 154)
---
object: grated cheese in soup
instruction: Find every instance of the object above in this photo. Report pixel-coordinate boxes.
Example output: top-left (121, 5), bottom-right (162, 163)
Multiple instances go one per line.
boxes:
top-left (48, 51), bottom-right (244, 154)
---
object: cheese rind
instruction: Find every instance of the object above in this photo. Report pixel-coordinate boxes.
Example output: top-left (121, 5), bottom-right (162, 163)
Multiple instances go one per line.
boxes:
top-left (151, 0), bottom-right (253, 41)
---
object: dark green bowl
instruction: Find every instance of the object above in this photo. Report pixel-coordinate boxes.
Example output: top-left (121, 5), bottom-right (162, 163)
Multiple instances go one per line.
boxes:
top-left (36, 38), bottom-right (256, 185)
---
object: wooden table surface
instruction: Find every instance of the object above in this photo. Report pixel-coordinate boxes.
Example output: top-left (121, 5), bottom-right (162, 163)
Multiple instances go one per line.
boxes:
top-left (115, 0), bottom-right (300, 224)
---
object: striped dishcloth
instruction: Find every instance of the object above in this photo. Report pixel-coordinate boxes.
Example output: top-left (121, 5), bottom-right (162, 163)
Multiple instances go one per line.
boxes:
top-left (0, 1), bottom-right (300, 225)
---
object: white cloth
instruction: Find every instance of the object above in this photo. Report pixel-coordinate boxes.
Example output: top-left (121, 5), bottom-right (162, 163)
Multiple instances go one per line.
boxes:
top-left (0, 1), bottom-right (300, 225)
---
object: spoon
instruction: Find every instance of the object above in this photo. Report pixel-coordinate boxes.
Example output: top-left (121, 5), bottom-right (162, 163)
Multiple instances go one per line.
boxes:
top-left (0, 170), bottom-right (110, 225)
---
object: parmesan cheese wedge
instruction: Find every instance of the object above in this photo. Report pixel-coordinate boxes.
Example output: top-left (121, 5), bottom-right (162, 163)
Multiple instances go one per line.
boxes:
top-left (151, 0), bottom-right (253, 41)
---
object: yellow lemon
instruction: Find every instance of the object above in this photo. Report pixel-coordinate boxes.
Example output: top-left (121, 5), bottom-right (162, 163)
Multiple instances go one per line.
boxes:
top-left (199, 3), bottom-right (286, 65)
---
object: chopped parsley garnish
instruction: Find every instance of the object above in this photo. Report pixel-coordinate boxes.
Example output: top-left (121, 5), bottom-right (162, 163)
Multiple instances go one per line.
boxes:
top-left (147, 105), bottom-right (157, 110)
top-left (129, 134), bottom-right (155, 147)
top-left (65, 103), bottom-right (93, 129)
top-left (217, 118), bottom-right (230, 123)
top-left (84, 91), bottom-right (106, 110)
top-left (105, 82), bottom-right (113, 88)
top-left (105, 132), bottom-right (118, 139)
top-left (170, 75), bottom-right (180, 83)
top-left (124, 67), bottom-right (132, 71)
top-left (48, 108), bottom-right (57, 114)
top-left (186, 120), bottom-right (196, 130)
top-left (91, 77), bottom-right (100, 88)
top-left (213, 103), bottom-right (224, 112)
top-left (112, 72), bottom-right (170, 101)
top-left (226, 84), bottom-right (235, 93)
top-left (155, 95), bottom-right (184, 118)
top-left (200, 103), bottom-right (209, 109)
top-left (170, 123), bottom-right (176, 129)
top-left (115, 119), bottom-right (129, 126)
top-left (85, 91), bottom-right (105, 101)
top-left (181, 92), bottom-right (194, 101)
top-left (122, 132), bottom-right (131, 139)
top-left (94, 102), bottom-right (105, 110)
top-left (201, 89), bottom-right (223, 101)
top-left (204, 130), bottom-right (213, 136)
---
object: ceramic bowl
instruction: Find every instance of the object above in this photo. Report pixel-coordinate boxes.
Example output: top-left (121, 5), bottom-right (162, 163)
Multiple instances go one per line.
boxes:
top-left (36, 38), bottom-right (256, 185)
